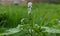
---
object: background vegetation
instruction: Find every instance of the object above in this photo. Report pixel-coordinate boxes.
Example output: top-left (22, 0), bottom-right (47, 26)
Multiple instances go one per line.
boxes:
top-left (0, 3), bottom-right (60, 36)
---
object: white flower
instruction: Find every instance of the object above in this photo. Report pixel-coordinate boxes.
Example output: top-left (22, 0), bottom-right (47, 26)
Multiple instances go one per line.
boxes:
top-left (28, 2), bottom-right (32, 15)
top-left (28, 2), bottom-right (32, 8)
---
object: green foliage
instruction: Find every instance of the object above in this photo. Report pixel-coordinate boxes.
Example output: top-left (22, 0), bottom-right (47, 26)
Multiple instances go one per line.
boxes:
top-left (0, 3), bottom-right (60, 36)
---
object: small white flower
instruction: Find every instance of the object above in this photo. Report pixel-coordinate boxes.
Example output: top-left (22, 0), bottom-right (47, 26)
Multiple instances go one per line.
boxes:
top-left (28, 2), bottom-right (32, 15)
top-left (28, 2), bottom-right (32, 8)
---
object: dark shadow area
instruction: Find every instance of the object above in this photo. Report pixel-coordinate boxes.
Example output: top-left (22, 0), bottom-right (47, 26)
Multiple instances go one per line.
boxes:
top-left (14, 3), bottom-right (19, 5)
top-left (0, 13), bottom-right (8, 28)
